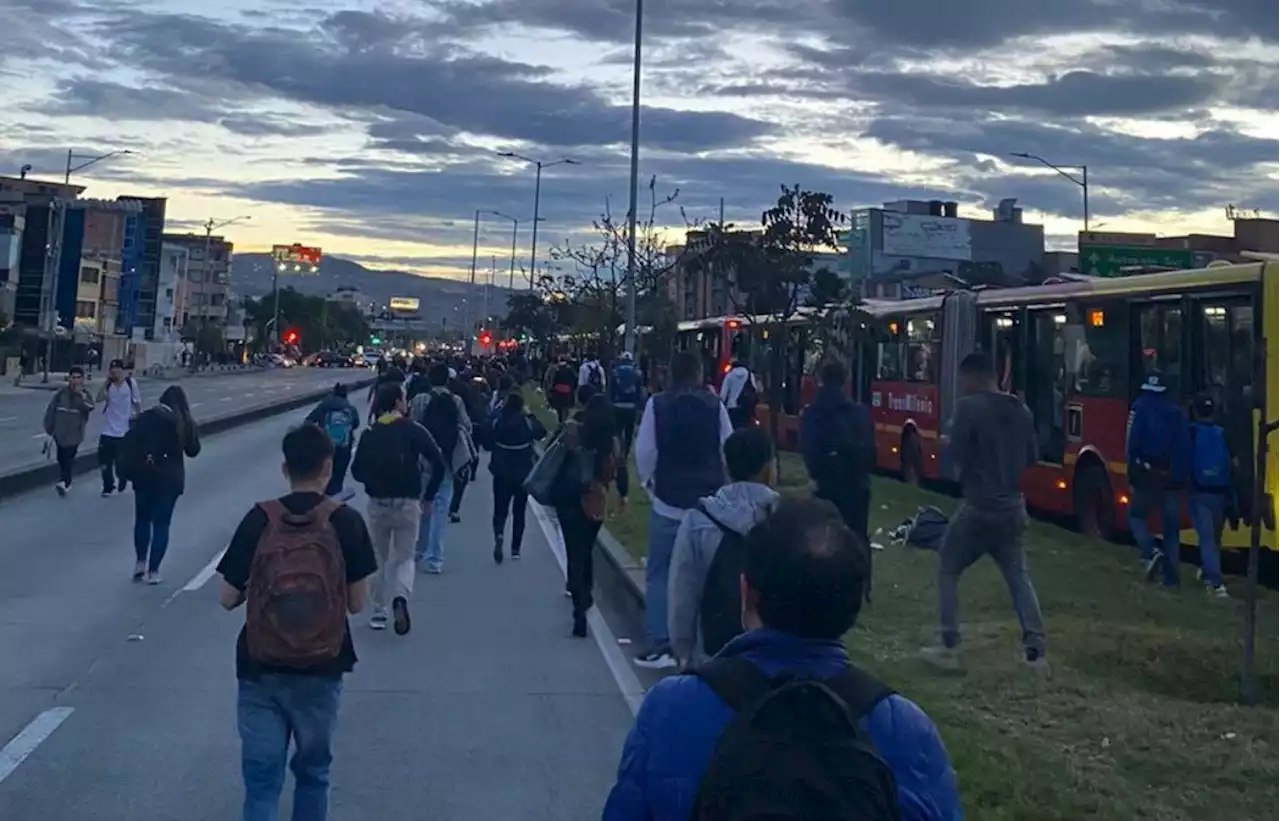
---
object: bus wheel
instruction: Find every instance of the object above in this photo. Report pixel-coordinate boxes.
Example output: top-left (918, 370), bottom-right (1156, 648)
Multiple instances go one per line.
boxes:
top-left (1073, 463), bottom-right (1117, 541)
top-left (900, 431), bottom-right (923, 486)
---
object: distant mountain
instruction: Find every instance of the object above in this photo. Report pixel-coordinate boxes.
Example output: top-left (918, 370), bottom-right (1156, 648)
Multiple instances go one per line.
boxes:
top-left (229, 253), bottom-right (513, 329)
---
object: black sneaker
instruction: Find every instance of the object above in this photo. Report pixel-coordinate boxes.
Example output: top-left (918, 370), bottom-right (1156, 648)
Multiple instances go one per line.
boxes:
top-left (392, 596), bottom-right (411, 636)
top-left (493, 534), bottom-right (504, 565)
top-left (449, 512), bottom-right (461, 524)
top-left (572, 612), bottom-right (588, 638)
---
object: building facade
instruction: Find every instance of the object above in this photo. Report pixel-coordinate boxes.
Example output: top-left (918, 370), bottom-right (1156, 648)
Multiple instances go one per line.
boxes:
top-left (0, 206), bottom-right (24, 323)
top-left (156, 241), bottom-right (189, 342)
top-left (846, 198), bottom-right (1046, 296)
top-left (160, 232), bottom-right (232, 327)
top-left (117, 196), bottom-right (167, 339)
top-left (0, 176), bottom-right (85, 329)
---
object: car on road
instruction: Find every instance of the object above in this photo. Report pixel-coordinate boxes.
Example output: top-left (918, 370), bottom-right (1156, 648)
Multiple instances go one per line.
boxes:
top-left (312, 351), bottom-right (352, 368)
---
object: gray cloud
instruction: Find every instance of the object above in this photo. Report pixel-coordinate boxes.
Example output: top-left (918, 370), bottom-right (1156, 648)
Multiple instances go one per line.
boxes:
top-left (91, 10), bottom-right (773, 152)
top-left (30, 78), bottom-right (223, 121)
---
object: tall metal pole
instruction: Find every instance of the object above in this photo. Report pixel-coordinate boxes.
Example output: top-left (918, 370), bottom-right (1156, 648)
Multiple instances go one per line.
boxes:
top-left (1081, 165), bottom-right (1090, 231)
top-left (465, 209), bottom-right (481, 352)
top-left (507, 219), bottom-right (518, 291)
top-left (63, 149), bottom-right (73, 185)
top-left (41, 201), bottom-right (65, 383)
top-left (529, 164), bottom-right (543, 291)
top-left (623, 0), bottom-right (644, 356)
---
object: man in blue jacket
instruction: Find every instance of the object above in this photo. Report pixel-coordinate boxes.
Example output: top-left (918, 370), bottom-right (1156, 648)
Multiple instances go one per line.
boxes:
top-left (1126, 370), bottom-right (1191, 587)
top-left (601, 496), bottom-right (963, 821)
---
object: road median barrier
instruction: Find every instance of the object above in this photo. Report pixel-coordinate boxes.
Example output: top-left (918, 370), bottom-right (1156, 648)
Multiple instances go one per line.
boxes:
top-left (0, 377), bottom-right (375, 501)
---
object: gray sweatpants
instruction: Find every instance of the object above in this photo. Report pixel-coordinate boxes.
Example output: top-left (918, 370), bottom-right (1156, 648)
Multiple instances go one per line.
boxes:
top-left (938, 501), bottom-right (1046, 655)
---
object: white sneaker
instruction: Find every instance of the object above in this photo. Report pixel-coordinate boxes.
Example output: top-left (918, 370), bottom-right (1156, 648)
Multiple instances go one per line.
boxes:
top-left (1143, 550), bottom-right (1164, 581)
top-left (1208, 584), bottom-right (1229, 599)
top-left (369, 614), bottom-right (388, 630)
top-left (145, 571), bottom-right (162, 585)
top-left (54, 482), bottom-right (68, 497)
top-left (633, 651), bottom-right (678, 670)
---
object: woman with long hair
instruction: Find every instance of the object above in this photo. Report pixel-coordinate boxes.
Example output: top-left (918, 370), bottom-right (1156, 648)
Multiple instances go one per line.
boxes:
top-left (486, 390), bottom-right (547, 564)
top-left (128, 385), bottom-right (201, 583)
top-left (555, 393), bottom-right (619, 637)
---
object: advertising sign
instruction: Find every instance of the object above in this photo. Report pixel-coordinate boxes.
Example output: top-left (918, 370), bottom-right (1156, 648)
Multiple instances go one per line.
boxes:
top-left (389, 297), bottom-right (420, 312)
top-left (880, 212), bottom-right (971, 261)
top-left (271, 244), bottom-right (322, 271)
top-left (1078, 230), bottom-right (1156, 247)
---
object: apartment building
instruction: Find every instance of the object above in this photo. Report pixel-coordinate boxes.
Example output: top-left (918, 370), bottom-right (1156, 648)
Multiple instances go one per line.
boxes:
top-left (160, 233), bottom-right (232, 326)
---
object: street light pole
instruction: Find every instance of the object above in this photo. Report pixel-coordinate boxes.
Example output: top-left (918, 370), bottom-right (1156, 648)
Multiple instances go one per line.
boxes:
top-left (465, 209), bottom-right (481, 353)
top-left (496, 152), bottom-right (578, 290)
top-left (1010, 152), bottom-right (1090, 231)
top-left (64, 148), bottom-right (134, 185)
top-left (623, 0), bottom-right (644, 356)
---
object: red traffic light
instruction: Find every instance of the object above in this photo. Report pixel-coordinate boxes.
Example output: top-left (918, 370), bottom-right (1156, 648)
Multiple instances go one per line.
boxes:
top-left (283, 328), bottom-right (299, 345)
top-left (479, 331), bottom-right (492, 346)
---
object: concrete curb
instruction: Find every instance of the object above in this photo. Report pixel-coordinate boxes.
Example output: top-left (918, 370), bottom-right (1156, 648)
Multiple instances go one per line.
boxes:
top-left (0, 378), bottom-right (375, 501)
top-left (596, 525), bottom-right (647, 611)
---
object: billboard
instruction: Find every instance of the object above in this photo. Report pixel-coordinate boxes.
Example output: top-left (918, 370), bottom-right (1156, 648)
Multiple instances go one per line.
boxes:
top-left (880, 212), bottom-right (971, 261)
top-left (389, 296), bottom-right (420, 312)
top-left (271, 243), bottom-right (322, 272)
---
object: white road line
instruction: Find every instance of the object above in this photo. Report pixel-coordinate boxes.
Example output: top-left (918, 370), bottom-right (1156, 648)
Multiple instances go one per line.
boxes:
top-left (530, 503), bottom-right (646, 716)
top-left (0, 416), bottom-right (17, 423)
top-left (0, 707), bottom-right (74, 785)
top-left (243, 392), bottom-right (255, 397)
top-left (30, 433), bottom-right (46, 440)
top-left (219, 397), bottom-right (233, 402)
top-left (188, 402), bottom-right (204, 408)
top-left (182, 547), bottom-right (227, 593)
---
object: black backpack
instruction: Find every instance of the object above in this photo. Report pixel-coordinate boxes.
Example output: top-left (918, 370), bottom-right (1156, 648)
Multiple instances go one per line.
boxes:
top-left (419, 392), bottom-right (460, 460)
top-left (736, 370), bottom-right (758, 411)
top-left (689, 657), bottom-right (901, 821)
top-left (696, 504), bottom-right (750, 657)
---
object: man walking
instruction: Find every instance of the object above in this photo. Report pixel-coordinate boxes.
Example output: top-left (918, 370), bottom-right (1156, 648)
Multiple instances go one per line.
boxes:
top-left (217, 424), bottom-right (378, 821)
top-left (923, 352), bottom-right (1047, 673)
top-left (410, 363), bottom-right (474, 572)
top-left (603, 496), bottom-right (962, 821)
top-left (42, 366), bottom-right (95, 496)
top-left (634, 351), bottom-right (733, 669)
top-left (1126, 370), bottom-right (1191, 587)
top-left (718, 355), bottom-right (759, 430)
top-left (351, 382), bottom-right (447, 634)
top-left (96, 358), bottom-right (141, 496)
top-left (801, 360), bottom-right (876, 545)
top-left (305, 382), bottom-right (360, 500)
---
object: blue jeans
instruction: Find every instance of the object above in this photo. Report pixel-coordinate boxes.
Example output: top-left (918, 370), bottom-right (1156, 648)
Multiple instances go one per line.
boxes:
top-left (238, 674), bottom-right (342, 821)
top-left (1189, 492), bottom-right (1226, 587)
top-left (415, 476), bottom-right (453, 571)
top-left (1128, 485), bottom-right (1182, 586)
top-left (134, 490), bottom-right (178, 572)
top-left (643, 511), bottom-right (683, 652)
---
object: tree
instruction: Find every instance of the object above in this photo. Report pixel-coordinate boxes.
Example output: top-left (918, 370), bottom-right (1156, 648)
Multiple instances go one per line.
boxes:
top-left (242, 288), bottom-right (370, 353)
top-left (502, 292), bottom-right (557, 342)
top-left (535, 177), bottom-right (681, 367)
top-left (695, 185), bottom-right (847, 457)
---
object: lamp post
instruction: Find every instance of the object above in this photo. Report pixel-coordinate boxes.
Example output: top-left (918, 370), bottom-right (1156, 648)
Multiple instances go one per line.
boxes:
top-left (484, 211), bottom-right (520, 292)
top-left (496, 152), bottom-right (578, 289)
top-left (623, 0), bottom-right (644, 356)
top-left (1010, 152), bottom-right (1089, 231)
top-left (464, 209), bottom-right (481, 353)
top-left (64, 148), bottom-right (134, 185)
top-left (199, 216), bottom-right (251, 348)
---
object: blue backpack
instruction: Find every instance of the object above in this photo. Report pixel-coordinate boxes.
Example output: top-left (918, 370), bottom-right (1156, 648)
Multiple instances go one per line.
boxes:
top-left (612, 364), bottom-right (642, 405)
top-left (1190, 422), bottom-right (1231, 489)
top-left (324, 408), bottom-right (354, 447)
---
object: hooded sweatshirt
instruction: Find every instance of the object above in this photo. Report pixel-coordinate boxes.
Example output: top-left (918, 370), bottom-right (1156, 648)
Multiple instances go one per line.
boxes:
top-left (668, 481), bottom-right (779, 666)
top-left (43, 385), bottom-right (94, 448)
top-left (945, 390), bottom-right (1037, 514)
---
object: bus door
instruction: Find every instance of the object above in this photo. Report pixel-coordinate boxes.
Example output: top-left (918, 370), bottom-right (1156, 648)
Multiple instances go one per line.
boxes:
top-left (1190, 294), bottom-right (1257, 523)
top-left (1025, 308), bottom-right (1068, 464)
top-left (980, 309), bottom-right (1025, 398)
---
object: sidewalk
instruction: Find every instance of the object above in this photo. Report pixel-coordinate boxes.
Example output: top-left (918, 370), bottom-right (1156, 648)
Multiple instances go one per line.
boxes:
top-left (0, 365), bottom-right (264, 394)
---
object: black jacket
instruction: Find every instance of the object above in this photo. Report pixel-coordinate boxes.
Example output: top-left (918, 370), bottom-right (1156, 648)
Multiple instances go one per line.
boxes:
top-left (130, 404), bottom-right (202, 496)
top-left (351, 414), bottom-right (446, 501)
top-left (487, 410), bottom-right (548, 483)
top-left (800, 386), bottom-right (875, 491)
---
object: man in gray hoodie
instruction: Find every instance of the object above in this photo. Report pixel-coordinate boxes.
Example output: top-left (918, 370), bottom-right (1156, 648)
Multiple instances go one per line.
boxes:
top-left (668, 426), bottom-right (779, 668)
top-left (42, 366), bottom-right (95, 496)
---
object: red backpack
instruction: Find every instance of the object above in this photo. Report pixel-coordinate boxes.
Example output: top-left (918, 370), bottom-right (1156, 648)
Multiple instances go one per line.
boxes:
top-left (245, 499), bottom-right (348, 668)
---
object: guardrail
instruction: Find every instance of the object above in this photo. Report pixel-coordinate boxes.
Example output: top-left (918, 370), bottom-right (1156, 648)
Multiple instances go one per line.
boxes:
top-left (0, 377), bottom-right (375, 500)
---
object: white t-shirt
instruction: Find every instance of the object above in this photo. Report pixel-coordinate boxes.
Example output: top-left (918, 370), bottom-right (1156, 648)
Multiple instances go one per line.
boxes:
top-left (102, 379), bottom-right (139, 438)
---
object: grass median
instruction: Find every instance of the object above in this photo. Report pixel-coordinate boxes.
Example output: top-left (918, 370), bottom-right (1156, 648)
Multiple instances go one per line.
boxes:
top-left (523, 385), bottom-right (1278, 820)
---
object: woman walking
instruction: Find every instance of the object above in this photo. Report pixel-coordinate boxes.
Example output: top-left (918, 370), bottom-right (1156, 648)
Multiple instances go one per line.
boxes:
top-left (486, 391), bottom-right (548, 564)
top-left (126, 385), bottom-right (201, 584)
top-left (555, 394), bottom-right (619, 638)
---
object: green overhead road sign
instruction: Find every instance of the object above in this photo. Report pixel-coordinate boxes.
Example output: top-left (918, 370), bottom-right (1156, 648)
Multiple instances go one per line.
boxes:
top-left (1081, 245), bottom-right (1195, 277)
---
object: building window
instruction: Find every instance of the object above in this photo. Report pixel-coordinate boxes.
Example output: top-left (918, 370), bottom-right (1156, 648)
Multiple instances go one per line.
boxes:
top-left (75, 300), bottom-right (97, 318)
top-left (211, 293), bottom-right (225, 306)
top-left (79, 266), bottom-right (100, 284)
top-left (165, 288), bottom-right (174, 299)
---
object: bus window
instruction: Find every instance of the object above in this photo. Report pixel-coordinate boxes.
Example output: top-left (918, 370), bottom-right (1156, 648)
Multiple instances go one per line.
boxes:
top-left (904, 314), bottom-right (938, 383)
top-left (984, 311), bottom-right (1023, 396)
top-left (1027, 309), bottom-right (1067, 463)
top-left (1134, 302), bottom-right (1183, 399)
top-left (876, 320), bottom-right (904, 381)
top-left (1066, 302), bottom-right (1126, 397)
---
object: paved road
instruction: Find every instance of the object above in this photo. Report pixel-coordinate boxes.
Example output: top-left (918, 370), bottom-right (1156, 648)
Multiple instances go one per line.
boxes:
top-left (0, 368), bottom-right (373, 477)
top-left (0, 409), bottom-right (637, 819)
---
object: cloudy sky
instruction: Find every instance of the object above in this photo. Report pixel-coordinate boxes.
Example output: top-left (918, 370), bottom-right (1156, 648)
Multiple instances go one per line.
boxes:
top-left (2, 0), bottom-right (1276, 280)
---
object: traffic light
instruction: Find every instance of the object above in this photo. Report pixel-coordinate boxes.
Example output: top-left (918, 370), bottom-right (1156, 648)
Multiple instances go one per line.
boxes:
top-left (283, 328), bottom-right (299, 345)
top-left (369, 335), bottom-right (382, 345)
top-left (479, 331), bottom-right (492, 347)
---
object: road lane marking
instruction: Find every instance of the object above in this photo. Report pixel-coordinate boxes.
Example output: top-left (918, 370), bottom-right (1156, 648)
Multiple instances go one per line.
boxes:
top-left (182, 548), bottom-right (227, 593)
top-left (189, 402), bottom-right (204, 408)
top-left (243, 392), bottom-right (255, 397)
top-left (0, 416), bottom-right (16, 423)
top-left (0, 707), bottom-right (74, 784)
top-left (30, 433), bottom-right (46, 440)
top-left (219, 397), bottom-right (233, 402)
top-left (530, 503), bottom-right (645, 716)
